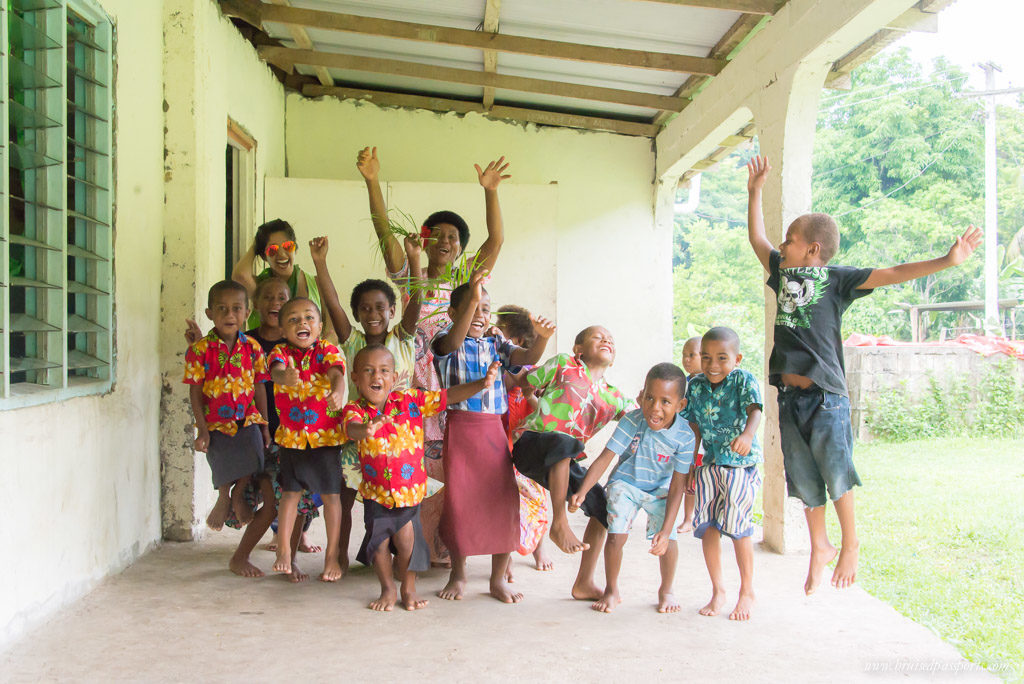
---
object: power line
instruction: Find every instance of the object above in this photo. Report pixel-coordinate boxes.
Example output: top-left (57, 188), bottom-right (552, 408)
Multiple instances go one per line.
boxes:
top-left (820, 74), bottom-right (970, 113)
top-left (819, 67), bottom-right (967, 104)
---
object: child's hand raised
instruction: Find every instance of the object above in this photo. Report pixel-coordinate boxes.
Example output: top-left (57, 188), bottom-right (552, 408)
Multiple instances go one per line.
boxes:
top-left (946, 225), bottom-right (983, 266)
top-left (650, 532), bottom-right (670, 556)
top-left (475, 156), bottom-right (511, 191)
top-left (530, 315), bottom-right (556, 339)
top-left (747, 155), bottom-right (771, 193)
top-left (404, 234), bottom-right (422, 261)
top-left (184, 317), bottom-right (202, 345)
top-left (730, 432), bottom-right (753, 457)
top-left (356, 146), bottom-right (380, 182)
top-left (280, 357), bottom-right (301, 386)
top-left (483, 361), bottom-right (502, 388)
top-left (468, 269), bottom-right (488, 301)
top-left (309, 236), bottom-right (329, 263)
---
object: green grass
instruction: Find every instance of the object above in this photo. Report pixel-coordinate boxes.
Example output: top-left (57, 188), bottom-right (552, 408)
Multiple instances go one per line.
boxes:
top-left (827, 437), bottom-right (1024, 680)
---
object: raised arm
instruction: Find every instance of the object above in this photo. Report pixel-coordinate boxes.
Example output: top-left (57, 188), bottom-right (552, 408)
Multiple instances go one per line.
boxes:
top-left (308, 237), bottom-right (352, 344)
top-left (472, 157), bottom-right (510, 275)
top-left (231, 236), bottom-right (259, 298)
top-left (567, 447), bottom-right (617, 513)
top-left (746, 155), bottom-right (774, 272)
top-left (357, 146), bottom-right (405, 274)
top-left (857, 225), bottom-right (982, 290)
top-left (399, 235), bottom-right (425, 338)
top-left (509, 315), bottom-right (556, 366)
top-left (432, 270), bottom-right (485, 357)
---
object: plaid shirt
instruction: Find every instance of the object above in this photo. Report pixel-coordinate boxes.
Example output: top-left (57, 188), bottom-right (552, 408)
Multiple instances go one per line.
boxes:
top-left (432, 329), bottom-right (516, 414)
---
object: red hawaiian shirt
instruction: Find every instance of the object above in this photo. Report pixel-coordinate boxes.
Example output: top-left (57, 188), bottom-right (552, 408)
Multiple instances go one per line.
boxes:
top-left (183, 330), bottom-right (269, 436)
top-left (267, 339), bottom-right (347, 449)
top-left (341, 389), bottom-right (446, 508)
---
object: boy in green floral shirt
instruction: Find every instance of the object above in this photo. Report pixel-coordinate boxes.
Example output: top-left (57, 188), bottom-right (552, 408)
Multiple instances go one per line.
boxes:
top-left (512, 325), bottom-right (633, 601)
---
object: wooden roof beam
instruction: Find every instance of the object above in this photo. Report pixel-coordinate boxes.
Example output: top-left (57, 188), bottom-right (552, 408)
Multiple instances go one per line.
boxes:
top-left (302, 84), bottom-right (660, 137)
top-left (264, 0), bottom-right (332, 86)
top-left (232, 0), bottom-right (726, 76)
top-left (260, 46), bottom-right (689, 112)
top-left (482, 0), bottom-right (500, 110)
top-left (627, 0), bottom-right (783, 15)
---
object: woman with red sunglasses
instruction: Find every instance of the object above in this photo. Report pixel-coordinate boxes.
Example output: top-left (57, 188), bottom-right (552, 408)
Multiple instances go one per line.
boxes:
top-left (232, 219), bottom-right (326, 331)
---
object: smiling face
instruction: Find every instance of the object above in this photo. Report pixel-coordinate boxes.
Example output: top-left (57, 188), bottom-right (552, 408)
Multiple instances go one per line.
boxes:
top-left (640, 377), bottom-right (686, 431)
top-left (700, 339), bottom-right (742, 385)
top-left (353, 347), bottom-right (396, 406)
top-left (263, 229), bottom-right (296, 278)
top-left (255, 279), bottom-right (290, 331)
top-left (206, 289), bottom-right (249, 343)
top-left (426, 223), bottom-right (462, 267)
top-left (280, 299), bottom-right (322, 349)
top-left (574, 326), bottom-right (616, 368)
top-left (450, 290), bottom-right (491, 339)
top-left (681, 338), bottom-right (702, 376)
top-left (354, 289), bottom-right (396, 340)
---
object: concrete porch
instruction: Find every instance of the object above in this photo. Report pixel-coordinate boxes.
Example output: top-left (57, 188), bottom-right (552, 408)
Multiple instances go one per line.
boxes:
top-left (1, 517), bottom-right (992, 682)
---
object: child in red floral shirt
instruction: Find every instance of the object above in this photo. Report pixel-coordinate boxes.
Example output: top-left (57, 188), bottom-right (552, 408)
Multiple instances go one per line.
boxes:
top-left (268, 297), bottom-right (348, 582)
top-left (184, 280), bottom-right (271, 533)
top-left (343, 344), bottom-right (500, 612)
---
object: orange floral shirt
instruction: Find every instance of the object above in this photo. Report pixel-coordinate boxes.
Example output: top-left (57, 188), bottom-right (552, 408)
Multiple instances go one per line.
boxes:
top-left (267, 339), bottom-right (347, 449)
top-left (341, 389), bottom-right (446, 508)
top-left (183, 331), bottom-right (269, 436)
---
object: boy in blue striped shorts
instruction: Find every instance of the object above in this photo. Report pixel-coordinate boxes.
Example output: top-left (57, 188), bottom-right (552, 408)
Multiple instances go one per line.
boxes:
top-left (570, 363), bottom-right (694, 614)
top-left (683, 326), bottom-right (763, 622)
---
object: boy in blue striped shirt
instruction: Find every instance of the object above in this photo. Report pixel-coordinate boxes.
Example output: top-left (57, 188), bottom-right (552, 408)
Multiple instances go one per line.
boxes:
top-left (570, 363), bottom-right (693, 614)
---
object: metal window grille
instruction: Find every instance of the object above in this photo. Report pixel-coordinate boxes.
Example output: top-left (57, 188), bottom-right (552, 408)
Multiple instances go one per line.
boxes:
top-left (1, 0), bottom-right (113, 407)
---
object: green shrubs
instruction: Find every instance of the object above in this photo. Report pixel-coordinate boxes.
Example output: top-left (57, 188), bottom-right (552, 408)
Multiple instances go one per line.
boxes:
top-left (867, 360), bottom-right (1023, 440)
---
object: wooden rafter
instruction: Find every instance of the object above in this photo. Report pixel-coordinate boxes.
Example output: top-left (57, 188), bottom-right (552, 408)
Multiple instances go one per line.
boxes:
top-left (264, 0), bottom-right (332, 86)
top-left (224, 0), bottom-right (726, 76)
top-left (680, 122), bottom-right (755, 181)
top-left (260, 46), bottom-right (688, 112)
top-left (481, 0), bottom-right (500, 110)
top-left (628, 0), bottom-right (783, 14)
top-left (302, 84), bottom-right (660, 137)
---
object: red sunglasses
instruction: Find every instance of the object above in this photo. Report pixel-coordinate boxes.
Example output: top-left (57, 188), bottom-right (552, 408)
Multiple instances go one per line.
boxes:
top-left (265, 241), bottom-right (296, 258)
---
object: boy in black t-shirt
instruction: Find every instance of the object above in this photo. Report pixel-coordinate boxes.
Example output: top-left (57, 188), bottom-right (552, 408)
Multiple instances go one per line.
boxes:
top-left (746, 156), bottom-right (981, 595)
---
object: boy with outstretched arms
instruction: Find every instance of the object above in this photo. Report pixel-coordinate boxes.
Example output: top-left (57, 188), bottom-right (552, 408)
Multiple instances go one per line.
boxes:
top-left (746, 156), bottom-right (981, 594)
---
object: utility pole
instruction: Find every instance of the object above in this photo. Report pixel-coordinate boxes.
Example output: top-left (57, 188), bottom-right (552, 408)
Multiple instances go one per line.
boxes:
top-left (980, 62), bottom-right (1000, 333)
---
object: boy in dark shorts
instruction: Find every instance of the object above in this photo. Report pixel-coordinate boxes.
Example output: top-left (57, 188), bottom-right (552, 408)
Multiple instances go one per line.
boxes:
top-left (746, 155), bottom-right (981, 594)
top-left (184, 280), bottom-right (271, 531)
top-left (268, 297), bottom-right (348, 582)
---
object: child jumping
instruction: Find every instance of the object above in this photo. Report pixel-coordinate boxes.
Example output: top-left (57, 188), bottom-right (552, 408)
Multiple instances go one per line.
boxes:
top-left (571, 362), bottom-right (694, 614)
top-left (746, 155), bottom-right (981, 594)
top-left (268, 297), bottom-right (348, 582)
top-left (432, 272), bottom-right (555, 603)
top-left (343, 344), bottom-right (501, 612)
top-left (683, 326), bottom-right (763, 621)
top-left (511, 325), bottom-right (634, 601)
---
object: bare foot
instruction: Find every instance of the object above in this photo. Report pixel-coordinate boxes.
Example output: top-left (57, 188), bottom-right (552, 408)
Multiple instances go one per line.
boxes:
top-left (505, 563), bottom-right (514, 584)
top-left (571, 579), bottom-right (604, 601)
top-left (805, 544), bottom-right (838, 595)
top-left (273, 550), bottom-right (293, 575)
top-left (729, 592), bottom-right (755, 620)
top-left (533, 549), bottom-right (554, 571)
top-left (401, 587), bottom-right (429, 611)
top-left (320, 558), bottom-right (343, 582)
top-left (591, 589), bottom-right (621, 613)
top-left (489, 578), bottom-right (524, 604)
top-left (229, 556), bottom-right (264, 578)
top-left (206, 498), bottom-right (230, 531)
top-left (339, 555), bottom-right (350, 577)
top-left (549, 522), bottom-right (589, 554)
top-left (369, 587), bottom-right (397, 611)
top-left (289, 562), bottom-right (308, 583)
top-left (438, 578), bottom-right (465, 601)
top-left (831, 542), bottom-right (859, 589)
top-left (298, 533), bottom-right (321, 554)
top-left (231, 488), bottom-right (253, 526)
top-left (657, 590), bottom-right (681, 613)
top-left (263, 533), bottom-right (279, 552)
top-left (699, 590), bottom-right (726, 616)
top-left (676, 519), bottom-right (693, 534)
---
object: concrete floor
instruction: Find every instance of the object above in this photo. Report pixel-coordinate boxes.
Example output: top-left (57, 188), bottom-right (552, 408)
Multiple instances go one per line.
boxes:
top-left (2, 516), bottom-right (995, 683)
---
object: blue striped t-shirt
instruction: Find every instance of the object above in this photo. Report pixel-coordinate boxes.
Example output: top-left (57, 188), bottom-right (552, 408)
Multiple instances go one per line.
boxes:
top-left (605, 409), bottom-right (695, 495)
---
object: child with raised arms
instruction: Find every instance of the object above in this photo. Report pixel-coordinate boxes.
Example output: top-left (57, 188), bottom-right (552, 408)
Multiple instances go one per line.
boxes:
top-left (746, 156), bottom-right (981, 593)
top-left (683, 326), bottom-right (763, 621)
top-left (432, 272), bottom-right (555, 603)
top-left (268, 297), bottom-right (348, 582)
top-left (343, 345), bottom-right (501, 612)
top-left (571, 362), bottom-right (694, 614)
top-left (511, 325), bottom-right (634, 601)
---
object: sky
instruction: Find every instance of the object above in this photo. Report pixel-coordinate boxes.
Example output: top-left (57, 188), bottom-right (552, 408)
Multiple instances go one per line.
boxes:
top-left (895, 0), bottom-right (1024, 93)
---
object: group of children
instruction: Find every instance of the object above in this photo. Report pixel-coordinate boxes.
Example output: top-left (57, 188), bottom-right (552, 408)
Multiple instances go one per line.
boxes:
top-left (184, 151), bottom-right (981, 618)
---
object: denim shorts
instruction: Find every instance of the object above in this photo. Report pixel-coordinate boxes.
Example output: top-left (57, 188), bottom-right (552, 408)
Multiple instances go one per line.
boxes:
top-left (605, 479), bottom-right (677, 541)
top-left (777, 386), bottom-right (861, 508)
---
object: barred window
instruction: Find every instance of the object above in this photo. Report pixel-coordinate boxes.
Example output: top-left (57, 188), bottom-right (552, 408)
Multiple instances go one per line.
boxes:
top-left (2, 0), bottom-right (113, 407)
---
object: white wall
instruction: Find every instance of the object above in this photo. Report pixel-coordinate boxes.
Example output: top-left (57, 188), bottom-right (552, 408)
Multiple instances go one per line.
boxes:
top-left (0, 0), bottom-right (164, 647)
top-left (283, 96), bottom-right (671, 420)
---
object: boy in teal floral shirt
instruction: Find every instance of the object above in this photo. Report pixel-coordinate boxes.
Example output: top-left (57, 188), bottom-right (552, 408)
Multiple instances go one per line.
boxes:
top-left (682, 326), bottom-right (762, 622)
